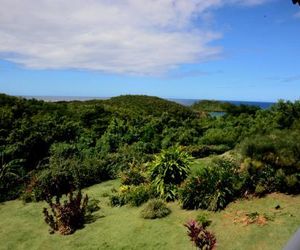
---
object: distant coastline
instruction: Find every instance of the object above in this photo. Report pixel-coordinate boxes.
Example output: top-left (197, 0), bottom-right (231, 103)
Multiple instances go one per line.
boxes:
top-left (20, 95), bottom-right (110, 102)
top-left (168, 98), bottom-right (274, 109)
top-left (20, 95), bottom-right (275, 109)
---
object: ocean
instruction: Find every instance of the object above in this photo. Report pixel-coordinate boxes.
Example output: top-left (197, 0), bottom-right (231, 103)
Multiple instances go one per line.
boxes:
top-left (169, 99), bottom-right (274, 109)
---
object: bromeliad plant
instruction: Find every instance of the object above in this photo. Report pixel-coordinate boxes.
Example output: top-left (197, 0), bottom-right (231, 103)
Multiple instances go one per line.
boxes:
top-left (149, 146), bottom-right (191, 201)
top-left (184, 219), bottom-right (216, 250)
top-left (43, 190), bottom-right (89, 235)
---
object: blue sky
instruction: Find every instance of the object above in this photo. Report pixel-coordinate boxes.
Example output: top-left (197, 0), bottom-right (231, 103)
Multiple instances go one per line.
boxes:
top-left (0, 0), bottom-right (300, 102)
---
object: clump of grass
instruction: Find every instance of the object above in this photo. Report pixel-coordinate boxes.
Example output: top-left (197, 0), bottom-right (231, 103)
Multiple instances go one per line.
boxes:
top-left (196, 212), bottom-right (212, 228)
top-left (141, 199), bottom-right (171, 219)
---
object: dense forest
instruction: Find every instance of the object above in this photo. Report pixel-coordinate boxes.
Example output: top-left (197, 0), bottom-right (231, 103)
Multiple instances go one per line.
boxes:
top-left (1, 93), bottom-right (300, 212)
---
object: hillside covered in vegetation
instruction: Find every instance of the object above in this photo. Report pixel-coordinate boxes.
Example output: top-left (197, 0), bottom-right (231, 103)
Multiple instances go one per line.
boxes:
top-left (1, 93), bottom-right (300, 201)
top-left (1, 93), bottom-right (300, 248)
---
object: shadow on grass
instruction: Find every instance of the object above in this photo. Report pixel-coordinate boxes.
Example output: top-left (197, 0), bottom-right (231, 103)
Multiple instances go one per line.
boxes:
top-left (84, 213), bottom-right (105, 225)
top-left (55, 213), bottom-right (105, 235)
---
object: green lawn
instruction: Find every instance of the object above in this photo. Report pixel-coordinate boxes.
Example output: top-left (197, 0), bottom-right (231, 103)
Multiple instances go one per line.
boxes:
top-left (0, 179), bottom-right (299, 250)
top-left (190, 157), bottom-right (212, 174)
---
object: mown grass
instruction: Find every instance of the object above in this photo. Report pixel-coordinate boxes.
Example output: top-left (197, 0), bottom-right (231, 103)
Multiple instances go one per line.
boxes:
top-left (0, 179), bottom-right (299, 250)
top-left (190, 157), bottom-right (211, 174)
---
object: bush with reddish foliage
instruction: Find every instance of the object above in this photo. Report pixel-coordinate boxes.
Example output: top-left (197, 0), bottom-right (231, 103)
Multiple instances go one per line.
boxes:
top-left (43, 190), bottom-right (89, 235)
top-left (184, 219), bottom-right (216, 250)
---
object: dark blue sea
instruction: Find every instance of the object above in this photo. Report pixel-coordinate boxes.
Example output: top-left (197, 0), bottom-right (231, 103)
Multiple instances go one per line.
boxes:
top-left (169, 99), bottom-right (274, 117)
top-left (168, 99), bottom-right (274, 109)
top-left (21, 96), bottom-right (274, 109)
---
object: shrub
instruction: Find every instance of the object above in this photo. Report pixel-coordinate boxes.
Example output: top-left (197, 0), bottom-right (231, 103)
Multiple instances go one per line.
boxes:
top-left (200, 127), bottom-right (238, 148)
top-left (196, 213), bottom-right (212, 228)
top-left (31, 154), bottom-right (115, 201)
top-left (34, 167), bottom-right (75, 201)
top-left (240, 129), bottom-right (300, 193)
top-left (110, 184), bottom-right (156, 207)
top-left (77, 156), bottom-right (115, 186)
top-left (126, 184), bottom-right (155, 206)
top-left (241, 158), bottom-right (283, 195)
top-left (99, 152), bottom-right (147, 177)
top-left (110, 194), bottom-right (126, 207)
top-left (149, 146), bottom-right (191, 201)
top-left (285, 174), bottom-right (299, 191)
top-left (20, 176), bottom-right (39, 203)
top-left (240, 152), bottom-right (300, 196)
top-left (141, 199), bottom-right (171, 219)
top-left (20, 191), bottom-right (33, 203)
top-left (184, 220), bottom-right (216, 250)
top-left (49, 143), bottom-right (79, 160)
top-left (254, 184), bottom-right (267, 197)
top-left (120, 163), bottom-right (146, 186)
top-left (43, 190), bottom-right (89, 235)
top-left (180, 158), bottom-right (240, 211)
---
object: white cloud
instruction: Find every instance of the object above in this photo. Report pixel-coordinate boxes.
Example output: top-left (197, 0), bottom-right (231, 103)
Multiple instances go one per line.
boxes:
top-left (0, 0), bottom-right (269, 75)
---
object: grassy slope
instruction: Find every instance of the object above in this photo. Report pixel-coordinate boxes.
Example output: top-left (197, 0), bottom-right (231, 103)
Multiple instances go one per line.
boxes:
top-left (1, 177), bottom-right (299, 250)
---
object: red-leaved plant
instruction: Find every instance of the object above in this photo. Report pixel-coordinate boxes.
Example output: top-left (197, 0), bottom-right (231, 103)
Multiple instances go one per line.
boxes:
top-left (43, 190), bottom-right (88, 235)
top-left (184, 219), bottom-right (217, 250)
